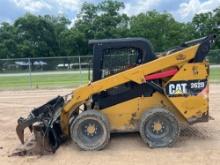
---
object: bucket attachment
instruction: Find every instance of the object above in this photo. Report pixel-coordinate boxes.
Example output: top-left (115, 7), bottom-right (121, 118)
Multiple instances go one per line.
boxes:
top-left (12, 96), bottom-right (66, 156)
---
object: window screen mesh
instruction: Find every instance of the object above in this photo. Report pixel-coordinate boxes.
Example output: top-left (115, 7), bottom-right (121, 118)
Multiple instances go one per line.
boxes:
top-left (102, 48), bottom-right (141, 78)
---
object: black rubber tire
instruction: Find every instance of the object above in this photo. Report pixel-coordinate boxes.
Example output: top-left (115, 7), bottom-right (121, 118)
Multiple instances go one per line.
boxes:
top-left (139, 108), bottom-right (180, 148)
top-left (70, 110), bottom-right (110, 151)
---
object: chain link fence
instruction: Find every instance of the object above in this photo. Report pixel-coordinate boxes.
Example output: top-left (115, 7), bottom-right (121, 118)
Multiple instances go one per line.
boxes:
top-left (0, 56), bottom-right (92, 89)
top-left (0, 49), bottom-right (219, 90)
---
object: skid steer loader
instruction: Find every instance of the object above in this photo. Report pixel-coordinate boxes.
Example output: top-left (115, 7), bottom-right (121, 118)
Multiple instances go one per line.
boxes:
top-left (14, 35), bottom-right (216, 155)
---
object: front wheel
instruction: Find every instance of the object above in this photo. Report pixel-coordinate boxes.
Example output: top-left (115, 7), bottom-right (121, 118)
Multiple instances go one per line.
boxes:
top-left (139, 108), bottom-right (180, 148)
top-left (70, 110), bottom-right (110, 150)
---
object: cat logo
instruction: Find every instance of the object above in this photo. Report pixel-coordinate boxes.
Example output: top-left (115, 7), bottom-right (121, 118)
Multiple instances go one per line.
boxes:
top-left (168, 83), bottom-right (187, 95)
top-left (166, 80), bottom-right (207, 97)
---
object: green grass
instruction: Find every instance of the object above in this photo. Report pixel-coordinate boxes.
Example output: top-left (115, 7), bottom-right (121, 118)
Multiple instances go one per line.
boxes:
top-left (0, 68), bottom-right (219, 90)
top-left (210, 68), bottom-right (220, 81)
top-left (0, 72), bottom-right (89, 89)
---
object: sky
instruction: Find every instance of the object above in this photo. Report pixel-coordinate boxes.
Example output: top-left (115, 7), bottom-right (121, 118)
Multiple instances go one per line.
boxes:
top-left (0, 0), bottom-right (220, 25)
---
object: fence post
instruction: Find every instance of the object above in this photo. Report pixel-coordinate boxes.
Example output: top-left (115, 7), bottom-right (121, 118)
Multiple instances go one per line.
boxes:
top-left (28, 58), bottom-right (32, 88)
top-left (79, 56), bottom-right (82, 85)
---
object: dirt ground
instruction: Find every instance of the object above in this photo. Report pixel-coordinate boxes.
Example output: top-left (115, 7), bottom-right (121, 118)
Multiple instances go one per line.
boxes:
top-left (0, 84), bottom-right (220, 165)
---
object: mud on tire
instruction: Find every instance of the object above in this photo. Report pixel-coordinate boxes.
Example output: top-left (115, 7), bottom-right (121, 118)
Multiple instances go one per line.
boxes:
top-left (70, 110), bottom-right (110, 151)
top-left (139, 108), bottom-right (180, 148)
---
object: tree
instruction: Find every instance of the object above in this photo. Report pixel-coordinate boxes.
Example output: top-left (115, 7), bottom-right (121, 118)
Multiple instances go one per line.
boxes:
top-left (0, 1), bottom-right (219, 59)
top-left (74, 2), bottom-right (98, 40)
top-left (73, 0), bottom-right (129, 54)
top-left (129, 11), bottom-right (190, 52)
top-left (60, 28), bottom-right (86, 56)
top-left (0, 22), bottom-right (17, 58)
top-left (191, 8), bottom-right (220, 49)
top-left (94, 0), bottom-right (129, 38)
top-left (14, 14), bottom-right (59, 57)
top-left (192, 12), bottom-right (214, 37)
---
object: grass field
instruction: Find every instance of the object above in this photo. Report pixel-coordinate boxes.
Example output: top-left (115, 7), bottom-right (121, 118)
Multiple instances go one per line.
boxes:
top-left (0, 72), bottom-right (89, 89)
top-left (0, 68), bottom-right (219, 89)
top-left (210, 67), bottom-right (220, 81)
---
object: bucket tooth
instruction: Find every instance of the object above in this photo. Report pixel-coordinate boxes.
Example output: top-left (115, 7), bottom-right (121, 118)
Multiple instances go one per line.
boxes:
top-left (9, 124), bottom-right (53, 157)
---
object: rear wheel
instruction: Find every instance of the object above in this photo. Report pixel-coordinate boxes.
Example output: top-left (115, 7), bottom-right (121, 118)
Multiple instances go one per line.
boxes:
top-left (70, 110), bottom-right (110, 150)
top-left (139, 108), bottom-right (180, 148)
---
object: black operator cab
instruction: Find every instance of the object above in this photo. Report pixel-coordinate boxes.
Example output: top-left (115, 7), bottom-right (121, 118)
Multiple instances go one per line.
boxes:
top-left (89, 38), bottom-right (156, 81)
top-left (88, 38), bottom-right (157, 109)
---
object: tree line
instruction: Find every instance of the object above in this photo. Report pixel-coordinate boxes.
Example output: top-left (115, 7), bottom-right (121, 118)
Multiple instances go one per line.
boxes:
top-left (0, 0), bottom-right (219, 59)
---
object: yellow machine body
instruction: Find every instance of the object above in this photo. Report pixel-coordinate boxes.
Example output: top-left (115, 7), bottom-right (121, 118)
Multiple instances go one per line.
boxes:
top-left (15, 36), bottom-right (215, 153)
top-left (60, 44), bottom-right (209, 135)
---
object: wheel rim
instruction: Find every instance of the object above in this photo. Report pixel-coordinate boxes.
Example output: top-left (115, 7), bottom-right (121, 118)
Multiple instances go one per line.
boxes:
top-left (144, 115), bottom-right (173, 143)
top-left (77, 119), bottom-right (104, 145)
